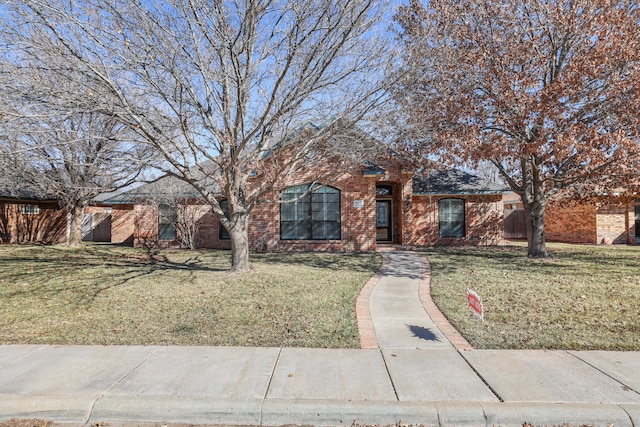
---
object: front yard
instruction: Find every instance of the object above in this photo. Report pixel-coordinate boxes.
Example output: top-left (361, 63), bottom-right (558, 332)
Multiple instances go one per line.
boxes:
top-left (1, 242), bottom-right (638, 350)
top-left (425, 243), bottom-right (640, 350)
top-left (0, 244), bottom-right (379, 348)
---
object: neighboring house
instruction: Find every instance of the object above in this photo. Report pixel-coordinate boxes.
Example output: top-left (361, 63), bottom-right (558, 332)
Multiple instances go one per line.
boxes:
top-left (0, 189), bottom-right (66, 244)
top-left (102, 157), bottom-right (509, 251)
top-left (545, 195), bottom-right (639, 245)
top-left (502, 192), bottom-right (640, 245)
top-left (97, 176), bottom-right (200, 247)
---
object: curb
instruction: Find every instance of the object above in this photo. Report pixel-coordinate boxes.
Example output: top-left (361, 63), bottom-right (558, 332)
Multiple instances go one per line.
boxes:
top-left (5, 398), bottom-right (638, 427)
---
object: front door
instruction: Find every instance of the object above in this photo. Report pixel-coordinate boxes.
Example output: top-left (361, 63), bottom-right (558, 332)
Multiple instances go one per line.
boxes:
top-left (376, 200), bottom-right (392, 241)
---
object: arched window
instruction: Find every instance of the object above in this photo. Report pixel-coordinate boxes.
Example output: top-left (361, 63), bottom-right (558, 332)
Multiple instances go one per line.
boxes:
top-left (439, 198), bottom-right (465, 238)
top-left (280, 184), bottom-right (341, 240)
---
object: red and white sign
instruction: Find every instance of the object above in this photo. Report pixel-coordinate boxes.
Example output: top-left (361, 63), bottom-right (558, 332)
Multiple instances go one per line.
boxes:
top-left (467, 288), bottom-right (484, 321)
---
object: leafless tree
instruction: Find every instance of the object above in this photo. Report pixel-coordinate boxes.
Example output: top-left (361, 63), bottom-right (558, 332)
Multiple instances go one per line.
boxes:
top-left (140, 177), bottom-right (206, 250)
top-left (2, 0), bottom-right (392, 272)
top-left (393, 0), bottom-right (640, 257)
top-left (0, 62), bottom-right (154, 244)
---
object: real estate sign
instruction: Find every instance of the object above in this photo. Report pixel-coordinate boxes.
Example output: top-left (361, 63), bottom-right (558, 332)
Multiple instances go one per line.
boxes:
top-left (467, 288), bottom-right (484, 321)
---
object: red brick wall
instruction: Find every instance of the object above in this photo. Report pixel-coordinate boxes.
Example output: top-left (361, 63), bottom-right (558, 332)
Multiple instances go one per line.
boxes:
top-left (596, 199), bottom-right (635, 244)
top-left (406, 195), bottom-right (504, 246)
top-left (247, 170), bottom-right (380, 252)
top-left (83, 205), bottom-right (136, 244)
top-left (545, 200), bottom-right (597, 243)
top-left (129, 160), bottom-right (506, 251)
top-left (188, 204), bottom-right (231, 249)
top-left (546, 198), bottom-right (636, 245)
top-left (134, 204), bottom-right (160, 248)
top-left (111, 206), bottom-right (136, 244)
top-left (0, 201), bottom-right (66, 244)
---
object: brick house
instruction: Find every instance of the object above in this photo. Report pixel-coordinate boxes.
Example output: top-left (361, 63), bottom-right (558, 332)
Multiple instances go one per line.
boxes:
top-left (0, 190), bottom-right (66, 244)
top-left (545, 196), bottom-right (639, 245)
top-left (101, 158), bottom-right (508, 251)
top-left (502, 192), bottom-right (640, 245)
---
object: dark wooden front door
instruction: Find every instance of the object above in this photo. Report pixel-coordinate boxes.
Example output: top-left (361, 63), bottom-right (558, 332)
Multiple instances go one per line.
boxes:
top-left (376, 200), bottom-right (392, 241)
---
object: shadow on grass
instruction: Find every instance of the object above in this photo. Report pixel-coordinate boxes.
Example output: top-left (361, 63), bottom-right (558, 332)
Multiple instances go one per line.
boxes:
top-left (0, 244), bottom-right (230, 305)
top-left (253, 251), bottom-right (379, 273)
top-left (0, 245), bottom-right (380, 307)
top-left (419, 244), bottom-right (640, 279)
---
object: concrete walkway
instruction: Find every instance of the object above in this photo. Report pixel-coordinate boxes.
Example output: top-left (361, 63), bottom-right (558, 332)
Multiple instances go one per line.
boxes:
top-left (1, 251), bottom-right (640, 426)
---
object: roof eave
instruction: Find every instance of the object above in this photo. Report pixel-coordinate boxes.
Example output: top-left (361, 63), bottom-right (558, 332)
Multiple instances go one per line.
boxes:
top-left (413, 190), bottom-right (510, 196)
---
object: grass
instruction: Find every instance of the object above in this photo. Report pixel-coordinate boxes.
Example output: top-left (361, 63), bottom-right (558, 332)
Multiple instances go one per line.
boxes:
top-left (0, 244), bottom-right (380, 348)
top-left (424, 242), bottom-right (640, 350)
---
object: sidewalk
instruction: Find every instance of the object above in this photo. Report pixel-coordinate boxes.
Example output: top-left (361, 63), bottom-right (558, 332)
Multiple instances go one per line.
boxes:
top-left (1, 251), bottom-right (639, 427)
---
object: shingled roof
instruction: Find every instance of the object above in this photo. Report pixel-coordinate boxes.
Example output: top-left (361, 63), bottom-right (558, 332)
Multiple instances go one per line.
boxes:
top-left (412, 168), bottom-right (509, 195)
top-left (0, 185), bottom-right (57, 201)
top-left (102, 175), bottom-right (206, 204)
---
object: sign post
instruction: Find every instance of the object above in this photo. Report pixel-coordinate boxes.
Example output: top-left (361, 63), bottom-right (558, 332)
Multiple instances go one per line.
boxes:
top-left (467, 288), bottom-right (484, 322)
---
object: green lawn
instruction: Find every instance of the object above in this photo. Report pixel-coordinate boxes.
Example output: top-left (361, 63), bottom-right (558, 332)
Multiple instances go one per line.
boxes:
top-left (0, 244), bottom-right (379, 348)
top-left (425, 243), bottom-right (640, 350)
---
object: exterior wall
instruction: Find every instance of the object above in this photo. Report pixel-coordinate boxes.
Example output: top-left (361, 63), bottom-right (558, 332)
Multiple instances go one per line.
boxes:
top-left (0, 200), bottom-right (66, 244)
top-left (188, 204), bottom-right (231, 250)
top-left (596, 199), bottom-right (635, 244)
top-left (84, 204), bottom-right (136, 244)
top-left (132, 202), bottom-right (233, 249)
top-left (238, 157), bottom-right (413, 252)
top-left (111, 205), bottom-right (136, 244)
top-left (546, 197), bottom-right (636, 245)
top-left (406, 194), bottom-right (504, 246)
top-left (545, 200), bottom-right (598, 244)
top-left (247, 171), bottom-right (380, 252)
top-left (128, 161), bottom-right (505, 251)
top-left (134, 204), bottom-right (160, 248)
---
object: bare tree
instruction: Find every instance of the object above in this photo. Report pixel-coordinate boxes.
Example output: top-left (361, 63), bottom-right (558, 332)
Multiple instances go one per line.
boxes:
top-left (0, 62), bottom-right (154, 244)
top-left (140, 177), bottom-right (206, 250)
top-left (2, 0), bottom-right (392, 272)
top-left (393, 0), bottom-right (640, 257)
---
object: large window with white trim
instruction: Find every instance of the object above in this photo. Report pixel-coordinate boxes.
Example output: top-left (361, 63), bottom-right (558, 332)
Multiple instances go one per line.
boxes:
top-left (280, 184), bottom-right (341, 240)
top-left (439, 198), bottom-right (465, 238)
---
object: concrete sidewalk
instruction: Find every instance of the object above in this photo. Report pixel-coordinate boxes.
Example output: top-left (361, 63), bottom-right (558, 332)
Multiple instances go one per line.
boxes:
top-left (1, 251), bottom-right (639, 426)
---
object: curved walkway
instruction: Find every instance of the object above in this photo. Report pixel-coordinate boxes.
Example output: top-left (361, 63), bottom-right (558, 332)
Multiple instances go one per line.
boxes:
top-left (357, 249), bottom-right (471, 350)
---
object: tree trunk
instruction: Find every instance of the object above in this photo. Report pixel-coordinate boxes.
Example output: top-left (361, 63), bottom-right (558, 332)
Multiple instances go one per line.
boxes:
top-left (228, 213), bottom-right (251, 273)
top-left (66, 204), bottom-right (85, 245)
top-left (523, 199), bottom-right (548, 257)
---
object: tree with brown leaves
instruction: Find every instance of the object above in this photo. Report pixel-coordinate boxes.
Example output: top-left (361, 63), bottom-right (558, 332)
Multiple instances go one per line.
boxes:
top-left (394, 0), bottom-right (640, 257)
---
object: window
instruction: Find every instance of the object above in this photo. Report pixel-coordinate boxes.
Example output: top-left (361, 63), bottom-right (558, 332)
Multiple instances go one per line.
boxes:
top-left (376, 185), bottom-right (393, 196)
top-left (219, 200), bottom-right (230, 240)
top-left (21, 205), bottom-right (40, 215)
top-left (158, 204), bottom-right (177, 240)
top-left (439, 198), bottom-right (465, 238)
top-left (281, 184), bottom-right (340, 240)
